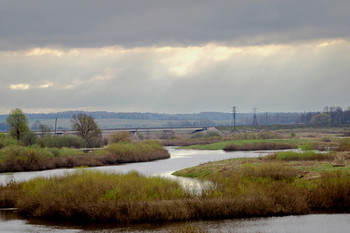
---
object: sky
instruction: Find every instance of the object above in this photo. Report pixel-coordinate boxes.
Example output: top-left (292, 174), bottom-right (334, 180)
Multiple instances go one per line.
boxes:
top-left (0, 0), bottom-right (349, 114)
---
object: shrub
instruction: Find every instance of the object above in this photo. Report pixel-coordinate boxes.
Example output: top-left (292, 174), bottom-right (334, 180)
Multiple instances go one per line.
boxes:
top-left (20, 131), bottom-right (37, 146)
top-left (0, 133), bottom-right (17, 149)
top-left (300, 142), bottom-right (315, 151)
top-left (37, 135), bottom-right (86, 148)
top-left (0, 145), bottom-right (54, 164)
top-left (109, 131), bottom-right (131, 143)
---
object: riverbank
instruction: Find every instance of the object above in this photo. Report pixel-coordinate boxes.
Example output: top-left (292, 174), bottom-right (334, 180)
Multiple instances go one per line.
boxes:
top-left (0, 140), bottom-right (169, 173)
top-left (1, 149), bottom-right (350, 223)
top-left (173, 150), bottom-right (350, 214)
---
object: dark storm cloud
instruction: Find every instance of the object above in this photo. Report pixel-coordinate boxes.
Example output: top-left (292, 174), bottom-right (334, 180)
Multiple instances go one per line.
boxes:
top-left (0, 0), bottom-right (349, 50)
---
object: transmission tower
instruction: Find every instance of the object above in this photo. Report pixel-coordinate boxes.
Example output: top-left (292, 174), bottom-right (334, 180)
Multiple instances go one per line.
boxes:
top-left (252, 108), bottom-right (258, 126)
top-left (231, 106), bottom-right (237, 132)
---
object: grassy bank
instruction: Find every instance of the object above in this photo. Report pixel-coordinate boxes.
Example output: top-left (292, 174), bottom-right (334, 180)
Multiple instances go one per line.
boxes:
top-left (0, 140), bottom-right (169, 173)
top-left (173, 150), bottom-right (350, 215)
top-left (181, 138), bottom-right (313, 150)
top-left (1, 150), bottom-right (350, 223)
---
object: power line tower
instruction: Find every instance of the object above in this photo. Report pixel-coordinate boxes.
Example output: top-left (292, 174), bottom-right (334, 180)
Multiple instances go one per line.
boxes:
top-left (231, 106), bottom-right (238, 132)
top-left (252, 108), bottom-right (258, 126)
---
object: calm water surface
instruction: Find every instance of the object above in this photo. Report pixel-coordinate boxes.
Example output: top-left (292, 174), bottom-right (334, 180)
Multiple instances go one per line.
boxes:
top-left (1, 148), bottom-right (349, 232)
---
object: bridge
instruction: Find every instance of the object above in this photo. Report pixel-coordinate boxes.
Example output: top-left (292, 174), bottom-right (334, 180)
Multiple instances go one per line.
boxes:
top-left (50, 126), bottom-right (210, 137)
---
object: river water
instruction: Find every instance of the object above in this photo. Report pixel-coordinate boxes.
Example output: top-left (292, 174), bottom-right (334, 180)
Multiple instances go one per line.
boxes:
top-left (1, 147), bottom-right (350, 232)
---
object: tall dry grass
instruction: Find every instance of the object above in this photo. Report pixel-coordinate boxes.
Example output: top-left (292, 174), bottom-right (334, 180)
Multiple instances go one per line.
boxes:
top-left (0, 140), bottom-right (169, 172)
top-left (224, 142), bottom-right (297, 151)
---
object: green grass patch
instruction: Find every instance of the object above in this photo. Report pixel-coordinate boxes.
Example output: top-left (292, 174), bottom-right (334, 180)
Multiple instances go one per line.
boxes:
top-left (271, 151), bottom-right (335, 161)
top-left (181, 138), bottom-right (314, 150)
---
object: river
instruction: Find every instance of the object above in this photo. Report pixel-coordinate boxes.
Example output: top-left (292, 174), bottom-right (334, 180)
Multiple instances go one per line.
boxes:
top-left (1, 147), bottom-right (350, 232)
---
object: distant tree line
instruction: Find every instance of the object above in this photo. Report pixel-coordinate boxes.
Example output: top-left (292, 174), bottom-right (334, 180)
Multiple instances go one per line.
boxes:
top-left (1, 106), bottom-right (350, 132)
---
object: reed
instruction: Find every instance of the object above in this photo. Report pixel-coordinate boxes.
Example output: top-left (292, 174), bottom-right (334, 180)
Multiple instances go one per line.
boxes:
top-left (269, 151), bottom-right (336, 161)
top-left (0, 141), bottom-right (169, 172)
top-left (224, 141), bottom-right (297, 151)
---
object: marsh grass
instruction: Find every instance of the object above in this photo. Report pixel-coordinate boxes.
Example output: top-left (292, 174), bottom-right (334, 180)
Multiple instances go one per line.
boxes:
top-left (1, 159), bottom-right (350, 222)
top-left (14, 170), bottom-right (189, 221)
top-left (268, 151), bottom-right (336, 161)
top-left (182, 138), bottom-right (311, 150)
top-left (337, 138), bottom-right (350, 152)
top-left (106, 140), bottom-right (169, 162)
top-left (223, 142), bottom-right (297, 151)
top-left (37, 135), bottom-right (86, 148)
top-left (0, 141), bottom-right (169, 172)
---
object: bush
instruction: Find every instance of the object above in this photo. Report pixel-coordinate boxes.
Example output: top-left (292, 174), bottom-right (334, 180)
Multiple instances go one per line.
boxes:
top-left (0, 133), bottom-right (17, 149)
top-left (20, 131), bottom-right (37, 146)
top-left (37, 135), bottom-right (86, 148)
top-left (300, 142), bottom-right (315, 151)
top-left (109, 131), bottom-right (131, 143)
top-left (0, 145), bottom-right (54, 164)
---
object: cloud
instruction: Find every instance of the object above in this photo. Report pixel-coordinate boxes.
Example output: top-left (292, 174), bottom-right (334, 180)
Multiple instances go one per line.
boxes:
top-left (0, 0), bottom-right (349, 50)
top-left (0, 1), bottom-right (349, 114)
top-left (10, 84), bottom-right (30, 90)
top-left (0, 39), bottom-right (349, 113)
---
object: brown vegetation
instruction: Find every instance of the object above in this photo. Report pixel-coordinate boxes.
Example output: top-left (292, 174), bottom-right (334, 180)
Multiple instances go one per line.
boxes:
top-left (0, 141), bottom-right (169, 173)
top-left (223, 141), bottom-right (297, 151)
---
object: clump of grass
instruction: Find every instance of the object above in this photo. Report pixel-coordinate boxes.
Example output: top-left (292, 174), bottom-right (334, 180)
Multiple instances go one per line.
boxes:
top-left (270, 151), bottom-right (335, 161)
top-left (224, 142), bottom-right (297, 151)
top-left (37, 135), bottom-right (86, 148)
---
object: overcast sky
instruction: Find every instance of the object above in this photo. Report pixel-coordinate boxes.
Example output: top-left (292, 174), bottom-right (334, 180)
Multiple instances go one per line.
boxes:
top-left (1, 0), bottom-right (349, 114)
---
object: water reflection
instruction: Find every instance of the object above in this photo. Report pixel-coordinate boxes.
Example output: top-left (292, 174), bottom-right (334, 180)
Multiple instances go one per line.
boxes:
top-left (0, 147), bottom-right (274, 185)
